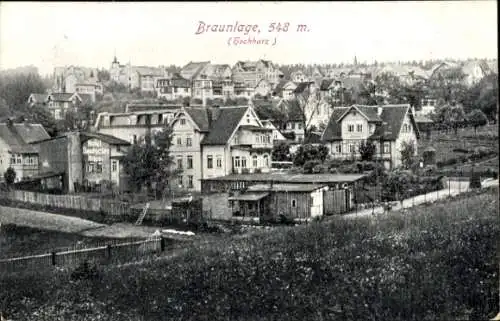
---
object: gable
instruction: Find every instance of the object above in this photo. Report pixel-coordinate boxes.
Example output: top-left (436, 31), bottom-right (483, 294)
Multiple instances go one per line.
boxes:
top-left (171, 110), bottom-right (200, 132)
top-left (201, 107), bottom-right (248, 145)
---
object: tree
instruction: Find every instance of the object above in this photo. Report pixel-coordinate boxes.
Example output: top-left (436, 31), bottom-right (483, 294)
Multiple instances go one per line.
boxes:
top-left (359, 140), bottom-right (376, 161)
top-left (4, 167), bottom-right (16, 185)
top-left (122, 123), bottom-right (176, 198)
top-left (272, 142), bottom-right (291, 162)
top-left (293, 143), bottom-right (329, 167)
top-left (400, 140), bottom-right (416, 170)
top-left (97, 69), bottom-right (110, 82)
top-left (26, 106), bottom-right (59, 137)
top-left (467, 109), bottom-right (488, 135)
top-left (0, 72), bottom-right (47, 111)
top-left (293, 83), bottom-right (323, 143)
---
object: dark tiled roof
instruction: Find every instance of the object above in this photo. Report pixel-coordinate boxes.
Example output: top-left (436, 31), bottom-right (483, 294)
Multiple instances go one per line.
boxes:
top-left (368, 104), bottom-right (419, 140)
top-left (78, 93), bottom-right (93, 105)
top-left (80, 132), bottom-right (131, 146)
top-left (0, 123), bottom-right (49, 153)
top-left (272, 79), bottom-right (289, 96)
top-left (320, 79), bottom-right (334, 91)
top-left (337, 105), bottom-right (382, 122)
top-left (183, 107), bottom-right (211, 131)
top-left (202, 172), bottom-right (365, 183)
top-left (293, 82), bottom-right (313, 94)
top-left (50, 93), bottom-right (75, 101)
top-left (201, 107), bottom-right (248, 145)
top-left (320, 107), bottom-right (349, 141)
top-left (239, 125), bottom-right (272, 132)
top-left (246, 183), bottom-right (327, 193)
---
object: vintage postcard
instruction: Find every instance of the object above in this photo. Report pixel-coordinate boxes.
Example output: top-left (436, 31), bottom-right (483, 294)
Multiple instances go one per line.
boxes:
top-left (0, 1), bottom-right (498, 320)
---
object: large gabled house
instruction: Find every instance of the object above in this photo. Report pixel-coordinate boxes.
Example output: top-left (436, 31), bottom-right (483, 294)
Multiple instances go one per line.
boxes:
top-left (169, 105), bottom-right (273, 191)
top-left (0, 121), bottom-right (50, 182)
top-left (27, 92), bottom-right (93, 120)
top-left (232, 60), bottom-right (282, 88)
top-left (321, 104), bottom-right (420, 169)
top-left (192, 63), bottom-right (233, 102)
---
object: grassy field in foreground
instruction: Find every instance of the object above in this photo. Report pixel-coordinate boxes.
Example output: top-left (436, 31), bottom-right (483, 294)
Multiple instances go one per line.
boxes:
top-left (1, 187), bottom-right (499, 321)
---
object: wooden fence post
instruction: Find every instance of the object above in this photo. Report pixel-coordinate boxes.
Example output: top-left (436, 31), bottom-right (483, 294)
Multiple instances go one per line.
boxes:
top-left (160, 237), bottom-right (165, 252)
top-left (51, 251), bottom-right (57, 266)
top-left (107, 244), bottom-right (112, 259)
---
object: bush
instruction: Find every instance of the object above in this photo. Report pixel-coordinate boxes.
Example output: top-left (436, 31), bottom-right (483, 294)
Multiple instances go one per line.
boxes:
top-left (3, 167), bottom-right (16, 185)
top-left (303, 160), bottom-right (321, 174)
top-left (70, 260), bottom-right (101, 282)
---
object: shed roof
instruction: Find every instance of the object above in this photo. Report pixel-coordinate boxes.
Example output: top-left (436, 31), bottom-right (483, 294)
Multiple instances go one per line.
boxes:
top-left (228, 192), bottom-right (269, 201)
top-left (202, 172), bottom-right (365, 183)
top-left (246, 183), bottom-right (327, 193)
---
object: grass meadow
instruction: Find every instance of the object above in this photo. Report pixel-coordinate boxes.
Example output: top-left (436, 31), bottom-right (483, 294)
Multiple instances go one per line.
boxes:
top-left (0, 186), bottom-right (498, 321)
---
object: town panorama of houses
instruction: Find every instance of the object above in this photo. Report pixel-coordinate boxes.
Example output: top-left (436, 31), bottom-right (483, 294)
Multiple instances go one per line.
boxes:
top-left (1, 57), bottom-right (497, 195)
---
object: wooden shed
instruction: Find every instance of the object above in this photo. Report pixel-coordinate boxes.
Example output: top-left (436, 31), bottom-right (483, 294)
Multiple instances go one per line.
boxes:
top-left (228, 183), bottom-right (329, 223)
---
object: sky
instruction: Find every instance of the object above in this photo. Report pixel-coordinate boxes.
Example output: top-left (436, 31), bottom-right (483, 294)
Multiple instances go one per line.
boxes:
top-left (0, 1), bottom-right (497, 76)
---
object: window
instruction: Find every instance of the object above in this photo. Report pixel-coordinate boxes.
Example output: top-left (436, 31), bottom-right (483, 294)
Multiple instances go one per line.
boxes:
top-left (335, 144), bottom-right (342, 153)
top-left (357, 124), bottom-right (363, 132)
top-left (177, 157), bottom-right (183, 169)
top-left (187, 156), bottom-right (193, 169)
top-left (96, 161), bottom-right (103, 173)
top-left (10, 155), bottom-right (15, 164)
top-left (112, 160), bottom-right (117, 172)
top-left (233, 156), bottom-right (241, 168)
top-left (178, 176), bottom-right (183, 187)
top-left (187, 175), bottom-right (194, 188)
top-left (176, 137), bottom-right (182, 146)
top-left (297, 123), bottom-right (303, 130)
top-left (291, 199), bottom-right (297, 208)
top-left (252, 155), bottom-right (258, 167)
top-left (207, 155), bottom-right (213, 169)
top-left (429, 100), bottom-right (435, 106)
top-left (116, 146), bottom-right (121, 152)
top-left (383, 142), bottom-right (390, 153)
top-left (16, 155), bottom-right (22, 164)
top-left (241, 157), bottom-right (247, 168)
top-left (186, 137), bottom-right (192, 147)
top-left (180, 118), bottom-right (186, 125)
top-left (349, 144), bottom-right (355, 153)
top-left (348, 124), bottom-right (354, 132)
top-left (263, 155), bottom-right (269, 167)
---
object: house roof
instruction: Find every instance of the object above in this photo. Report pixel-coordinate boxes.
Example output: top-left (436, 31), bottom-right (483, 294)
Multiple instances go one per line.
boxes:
top-left (29, 93), bottom-right (49, 103)
top-left (78, 93), bottom-right (93, 105)
top-left (202, 172), bottom-right (365, 183)
top-left (80, 132), bottom-right (131, 146)
top-left (368, 104), bottom-right (420, 140)
top-left (278, 99), bottom-right (303, 121)
top-left (50, 93), bottom-right (75, 101)
top-left (201, 107), bottom-right (248, 145)
top-left (239, 125), bottom-right (273, 132)
top-left (320, 107), bottom-right (349, 141)
top-left (180, 61), bottom-right (211, 79)
top-left (126, 104), bottom-right (182, 113)
top-left (272, 79), bottom-right (289, 96)
top-left (322, 104), bottom-right (419, 142)
top-left (246, 183), bottom-right (327, 193)
top-left (182, 107), bottom-right (213, 131)
top-left (293, 82), bottom-right (313, 94)
top-left (320, 79), bottom-right (334, 90)
top-left (228, 192), bottom-right (270, 201)
top-left (0, 123), bottom-right (50, 153)
top-left (337, 105), bottom-right (383, 123)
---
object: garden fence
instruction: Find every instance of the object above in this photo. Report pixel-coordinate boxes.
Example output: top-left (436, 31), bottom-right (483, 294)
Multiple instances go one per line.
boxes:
top-left (0, 190), bottom-right (132, 217)
top-left (0, 236), bottom-right (166, 275)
